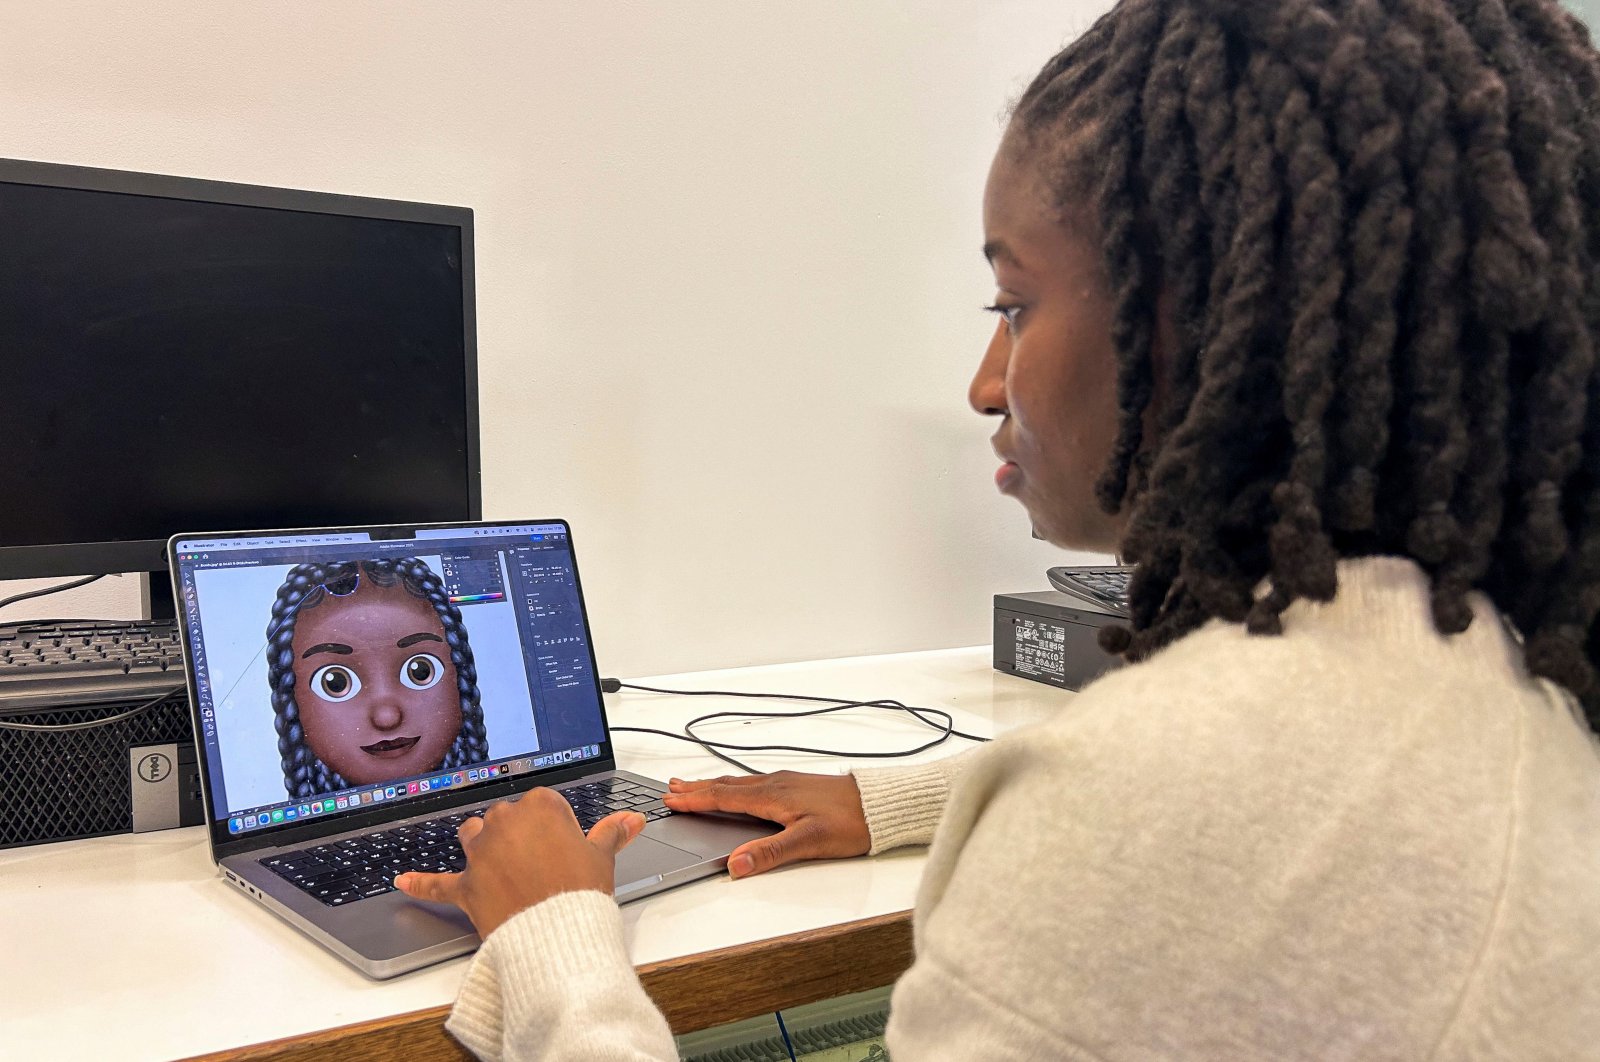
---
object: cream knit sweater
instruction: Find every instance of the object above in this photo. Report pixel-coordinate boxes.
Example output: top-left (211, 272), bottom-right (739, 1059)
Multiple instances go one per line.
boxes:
top-left (446, 558), bottom-right (1600, 1060)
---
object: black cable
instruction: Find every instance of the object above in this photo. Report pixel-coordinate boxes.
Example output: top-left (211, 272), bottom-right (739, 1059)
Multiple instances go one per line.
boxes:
top-left (0, 683), bottom-right (187, 732)
top-left (606, 680), bottom-right (991, 742)
top-left (0, 573), bottom-right (106, 613)
top-left (775, 1011), bottom-right (798, 1062)
top-left (609, 724), bottom-right (764, 775)
top-left (604, 679), bottom-right (989, 775)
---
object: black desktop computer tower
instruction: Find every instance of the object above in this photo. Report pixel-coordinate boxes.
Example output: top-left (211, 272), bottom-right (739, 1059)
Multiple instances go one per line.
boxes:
top-left (0, 692), bottom-right (204, 849)
top-left (993, 590), bottom-right (1124, 692)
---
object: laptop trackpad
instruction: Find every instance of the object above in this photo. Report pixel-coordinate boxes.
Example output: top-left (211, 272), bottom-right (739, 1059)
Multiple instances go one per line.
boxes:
top-left (615, 834), bottom-right (700, 887)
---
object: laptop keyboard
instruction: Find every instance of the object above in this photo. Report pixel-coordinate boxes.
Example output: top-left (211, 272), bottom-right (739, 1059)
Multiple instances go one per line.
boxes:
top-left (258, 777), bottom-right (674, 908)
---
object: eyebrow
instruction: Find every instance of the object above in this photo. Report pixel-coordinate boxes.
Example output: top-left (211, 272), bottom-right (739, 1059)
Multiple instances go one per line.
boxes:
top-left (396, 632), bottom-right (444, 649)
top-left (301, 642), bottom-right (353, 659)
top-left (983, 239), bottom-right (1022, 269)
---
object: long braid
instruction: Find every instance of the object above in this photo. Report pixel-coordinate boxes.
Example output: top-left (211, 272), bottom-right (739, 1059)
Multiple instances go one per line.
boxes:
top-left (1362, 3), bottom-right (1475, 630)
top-left (1115, 14), bottom-right (1242, 635)
top-left (1013, 0), bottom-right (1600, 730)
top-left (1498, 1), bottom-right (1600, 701)
top-left (1253, 42), bottom-right (1345, 609)
top-left (1138, 5), bottom-right (1207, 448)
top-left (1383, 0), bottom-right (1522, 636)
top-left (1080, 0), bottom-right (1166, 516)
top-left (265, 557), bottom-right (489, 799)
top-left (1463, 2), bottom-right (1600, 696)
top-left (1133, 30), bottom-right (1289, 641)
top-left (1119, 5), bottom-right (1207, 631)
top-left (1322, 1), bottom-right (1413, 536)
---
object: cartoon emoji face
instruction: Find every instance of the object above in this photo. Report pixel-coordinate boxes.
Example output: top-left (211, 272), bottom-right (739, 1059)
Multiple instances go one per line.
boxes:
top-left (289, 575), bottom-right (462, 785)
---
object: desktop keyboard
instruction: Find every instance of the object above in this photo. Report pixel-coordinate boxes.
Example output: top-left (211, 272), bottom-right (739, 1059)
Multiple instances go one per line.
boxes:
top-left (0, 619), bottom-right (185, 709)
top-left (260, 777), bottom-right (676, 907)
top-left (1045, 565), bottom-right (1132, 616)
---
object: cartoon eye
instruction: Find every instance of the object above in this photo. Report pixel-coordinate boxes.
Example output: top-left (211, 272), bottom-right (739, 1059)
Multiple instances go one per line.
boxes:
top-left (309, 664), bottom-right (362, 703)
top-left (400, 653), bottom-right (445, 691)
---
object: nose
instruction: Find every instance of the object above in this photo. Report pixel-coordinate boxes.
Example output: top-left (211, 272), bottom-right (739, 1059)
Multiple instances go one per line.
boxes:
top-left (368, 695), bottom-right (403, 732)
top-left (969, 320), bottom-right (1010, 416)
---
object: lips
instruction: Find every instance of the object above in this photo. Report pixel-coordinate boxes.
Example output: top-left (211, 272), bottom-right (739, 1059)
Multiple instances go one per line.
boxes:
top-left (361, 735), bottom-right (420, 758)
top-left (992, 433), bottom-right (1022, 493)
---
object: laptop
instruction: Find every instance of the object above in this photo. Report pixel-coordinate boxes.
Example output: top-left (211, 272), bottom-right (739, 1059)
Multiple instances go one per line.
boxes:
top-left (168, 519), bottom-right (778, 979)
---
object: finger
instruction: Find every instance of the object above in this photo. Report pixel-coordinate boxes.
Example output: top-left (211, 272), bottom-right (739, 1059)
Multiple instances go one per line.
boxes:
top-left (586, 811), bottom-right (647, 857)
top-left (662, 784), bottom-right (780, 819)
top-left (457, 815), bottom-right (486, 846)
top-left (519, 786), bottom-right (582, 826)
top-left (395, 869), bottom-right (466, 906)
top-left (668, 774), bottom-right (762, 794)
top-left (726, 822), bottom-right (822, 879)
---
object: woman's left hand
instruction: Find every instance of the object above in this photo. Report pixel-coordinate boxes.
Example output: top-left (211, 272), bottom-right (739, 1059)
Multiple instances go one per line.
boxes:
top-left (394, 788), bottom-right (647, 939)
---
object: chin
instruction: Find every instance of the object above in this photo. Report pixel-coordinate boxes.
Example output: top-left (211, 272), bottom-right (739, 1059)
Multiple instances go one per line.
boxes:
top-left (1027, 508), bottom-right (1120, 555)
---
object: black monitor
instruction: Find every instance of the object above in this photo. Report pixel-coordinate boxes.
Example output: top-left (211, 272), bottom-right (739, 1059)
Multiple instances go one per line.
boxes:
top-left (0, 159), bottom-right (481, 593)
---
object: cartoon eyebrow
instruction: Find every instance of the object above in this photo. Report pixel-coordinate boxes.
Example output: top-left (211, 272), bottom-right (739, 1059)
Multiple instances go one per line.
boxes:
top-left (396, 632), bottom-right (444, 649)
top-left (301, 642), bottom-right (354, 659)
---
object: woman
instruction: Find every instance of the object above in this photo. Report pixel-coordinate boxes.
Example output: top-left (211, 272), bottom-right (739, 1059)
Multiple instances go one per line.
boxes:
top-left (398, 0), bottom-right (1600, 1055)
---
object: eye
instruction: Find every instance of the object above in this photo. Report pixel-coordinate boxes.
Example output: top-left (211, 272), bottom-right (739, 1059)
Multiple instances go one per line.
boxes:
top-left (400, 653), bottom-right (445, 691)
top-left (983, 302), bottom-right (1023, 333)
top-left (309, 664), bottom-right (362, 703)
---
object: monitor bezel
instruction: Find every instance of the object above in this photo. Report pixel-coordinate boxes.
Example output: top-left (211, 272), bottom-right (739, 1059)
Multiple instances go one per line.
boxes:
top-left (0, 157), bottom-right (482, 580)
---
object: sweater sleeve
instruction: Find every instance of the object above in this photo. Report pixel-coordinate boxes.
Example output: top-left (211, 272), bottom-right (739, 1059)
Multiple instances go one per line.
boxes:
top-left (850, 749), bottom-right (976, 855)
top-left (444, 750), bottom-right (976, 1059)
top-left (446, 890), bottom-right (676, 1061)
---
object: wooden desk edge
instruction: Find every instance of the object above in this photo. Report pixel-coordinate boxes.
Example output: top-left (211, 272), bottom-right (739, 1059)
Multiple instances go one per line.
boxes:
top-left (184, 908), bottom-right (914, 1061)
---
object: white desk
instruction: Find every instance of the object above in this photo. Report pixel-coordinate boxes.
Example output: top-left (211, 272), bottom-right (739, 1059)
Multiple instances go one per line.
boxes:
top-left (0, 647), bottom-right (1069, 1061)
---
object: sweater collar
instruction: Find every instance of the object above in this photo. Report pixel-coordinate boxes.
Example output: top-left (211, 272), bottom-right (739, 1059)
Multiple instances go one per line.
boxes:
top-left (1277, 556), bottom-right (1526, 677)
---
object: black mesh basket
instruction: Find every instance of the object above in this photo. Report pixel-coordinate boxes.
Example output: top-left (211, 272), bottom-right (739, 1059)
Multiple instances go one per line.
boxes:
top-left (0, 692), bottom-right (195, 849)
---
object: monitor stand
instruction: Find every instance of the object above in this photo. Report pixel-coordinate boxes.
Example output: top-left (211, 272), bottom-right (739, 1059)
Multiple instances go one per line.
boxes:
top-left (140, 572), bottom-right (177, 622)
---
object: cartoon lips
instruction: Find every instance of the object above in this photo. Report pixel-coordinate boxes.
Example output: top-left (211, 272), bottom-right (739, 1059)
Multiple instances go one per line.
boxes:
top-left (361, 735), bottom-right (421, 758)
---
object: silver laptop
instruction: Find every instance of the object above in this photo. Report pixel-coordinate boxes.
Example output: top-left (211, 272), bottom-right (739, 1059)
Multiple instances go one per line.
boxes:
top-left (169, 519), bottom-right (777, 979)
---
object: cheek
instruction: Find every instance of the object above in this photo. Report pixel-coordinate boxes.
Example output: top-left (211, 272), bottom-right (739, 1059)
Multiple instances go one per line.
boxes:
top-left (415, 670), bottom-right (464, 741)
top-left (297, 700), bottom-right (357, 765)
top-left (1010, 340), bottom-right (1117, 461)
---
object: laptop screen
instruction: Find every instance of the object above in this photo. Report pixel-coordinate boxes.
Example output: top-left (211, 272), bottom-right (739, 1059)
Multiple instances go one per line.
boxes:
top-left (172, 521), bottom-right (609, 840)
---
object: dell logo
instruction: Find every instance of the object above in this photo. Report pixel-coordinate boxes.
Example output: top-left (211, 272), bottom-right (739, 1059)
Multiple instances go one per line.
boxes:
top-left (137, 752), bottom-right (172, 784)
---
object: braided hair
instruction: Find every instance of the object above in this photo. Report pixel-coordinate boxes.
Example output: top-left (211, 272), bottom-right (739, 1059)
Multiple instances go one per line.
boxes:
top-left (1011, 0), bottom-right (1600, 729)
top-left (265, 558), bottom-right (489, 799)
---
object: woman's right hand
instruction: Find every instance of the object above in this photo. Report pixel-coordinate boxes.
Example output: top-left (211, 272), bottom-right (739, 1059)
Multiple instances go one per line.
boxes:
top-left (661, 771), bottom-right (872, 879)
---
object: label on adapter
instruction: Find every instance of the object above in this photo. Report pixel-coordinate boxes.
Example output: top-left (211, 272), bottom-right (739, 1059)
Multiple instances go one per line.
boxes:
top-left (1013, 618), bottom-right (1067, 682)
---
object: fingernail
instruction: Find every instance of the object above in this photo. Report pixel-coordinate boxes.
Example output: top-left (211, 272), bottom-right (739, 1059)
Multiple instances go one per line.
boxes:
top-left (393, 874), bottom-right (408, 888)
top-left (631, 812), bottom-right (647, 831)
top-left (668, 778), bottom-right (683, 789)
top-left (729, 853), bottom-right (754, 878)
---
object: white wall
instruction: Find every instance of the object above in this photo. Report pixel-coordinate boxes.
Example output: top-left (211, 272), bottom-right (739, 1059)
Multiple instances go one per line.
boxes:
top-left (0, 0), bottom-right (1112, 677)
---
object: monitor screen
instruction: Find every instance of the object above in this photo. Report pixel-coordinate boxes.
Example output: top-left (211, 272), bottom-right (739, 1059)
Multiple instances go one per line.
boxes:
top-left (0, 160), bottom-right (478, 579)
top-left (173, 522), bottom-right (609, 844)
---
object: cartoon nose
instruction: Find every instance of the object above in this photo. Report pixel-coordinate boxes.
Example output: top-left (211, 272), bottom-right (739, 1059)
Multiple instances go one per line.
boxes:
top-left (369, 697), bottom-right (403, 731)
